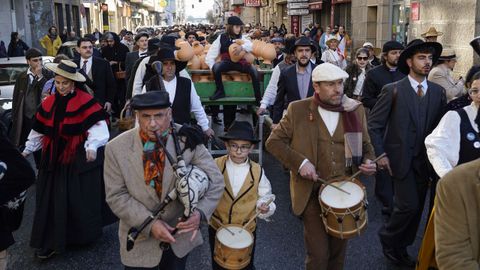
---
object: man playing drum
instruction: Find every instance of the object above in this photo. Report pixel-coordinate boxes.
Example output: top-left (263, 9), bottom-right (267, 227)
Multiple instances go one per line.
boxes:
top-left (266, 63), bottom-right (377, 270)
top-left (209, 121), bottom-right (276, 270)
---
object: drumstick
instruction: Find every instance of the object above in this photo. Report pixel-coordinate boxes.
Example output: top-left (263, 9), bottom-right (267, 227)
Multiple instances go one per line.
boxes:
top-left (240, 197), bottom-right (274, 233)
top-left (346, 152), bottom-right (387, 182)
top-left (211, 216), bottom-right (235, 236)
top-left (338, 153), bottom-right (388, 188)
top-left (316, 176), bottom-right (351, 195)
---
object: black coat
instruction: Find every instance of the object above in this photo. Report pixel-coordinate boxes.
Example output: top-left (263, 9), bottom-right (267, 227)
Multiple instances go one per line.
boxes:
top-left (361, 64), bottom-right (405, 109)
top-left (368, 77), bottom-right (447, 179)
top-left (74, 56), bottom-right (116, 104)
top-left (272, 62), bottom-right (317, 123)
top-left (7, 40), bottom-right (29, 57)
top-left (125, 51), bottom-right (141, 87)
top-left (344, 63), bottom-right (372, 98)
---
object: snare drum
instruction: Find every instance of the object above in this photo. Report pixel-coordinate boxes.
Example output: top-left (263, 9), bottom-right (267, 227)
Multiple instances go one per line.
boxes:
top-left (214, 225), bottom-right (254, 270)
top-left (318, 178), bottom-right (368, 239)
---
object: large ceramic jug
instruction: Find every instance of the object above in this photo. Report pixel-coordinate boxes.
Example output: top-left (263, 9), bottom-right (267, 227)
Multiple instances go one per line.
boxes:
top-left (176, 41), bottom-right (194, 62)
top-left (192, 41), bottom-right (204, 56)
top-left (261, 43), bottom-right (276, 65)
top-left (188, 55), bottom-right (201, 70)
top-left (229, 40), bottom-right (246, 63)
top-left (244, 53), bottom-right (255, 64)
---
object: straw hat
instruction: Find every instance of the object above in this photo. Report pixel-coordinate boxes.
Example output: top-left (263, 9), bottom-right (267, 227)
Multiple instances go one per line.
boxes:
top-left (438, 48), bottom-right (458, 60)
top-left (45, 60), bottom-right (86, 82)
top-left (421, 27), bottom-right (443, 38)
top-left (326, 36), bottom-right (339, 47)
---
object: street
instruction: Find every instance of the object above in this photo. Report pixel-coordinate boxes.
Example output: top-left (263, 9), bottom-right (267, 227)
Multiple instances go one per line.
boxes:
top-left (7, 151), bottom-right (428, 270)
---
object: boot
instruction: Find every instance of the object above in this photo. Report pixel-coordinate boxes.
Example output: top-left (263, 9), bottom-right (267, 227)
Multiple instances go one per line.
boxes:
top-left (209, 90), bottom-right (225, 100)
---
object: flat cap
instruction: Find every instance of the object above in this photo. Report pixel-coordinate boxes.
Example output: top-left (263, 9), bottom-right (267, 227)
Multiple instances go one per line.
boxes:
top-left (382, 40), bottom-right (404, 53)
top-left (227, 16), bottom-right (244, 26)
top-left (312, 63), bottom-right (349, 82)
top-left (131, 91), bottom-right (171, 110)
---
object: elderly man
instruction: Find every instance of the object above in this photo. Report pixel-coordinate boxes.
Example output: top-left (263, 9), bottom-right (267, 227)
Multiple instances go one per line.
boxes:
top-left (104, 91), bottom-right (224, 270)
top-left (428, 49), bottom-right (465, 101)
top-left (266, 63), bottom-right (376, 270)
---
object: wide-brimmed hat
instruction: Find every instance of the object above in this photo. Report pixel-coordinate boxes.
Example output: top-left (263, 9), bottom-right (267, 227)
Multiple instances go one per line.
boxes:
top-left (45, 60), bottom-right (86, 82)
top-left (131, 91), bottom-right (171, 110)
top-left (421, 27), bottom-right (443, 38)
top-left (293, 36), bottom-right (317, 53)
top-left (438, 48), bottom-right (458, 61)
top-left (398, 39), bottom-right (442, 74)
top-left (326, 36), bottom-right (339, 47)
top-left (312, 63), bottom-right (349, 82)
top-left (219, 121), bottom-right (260, 143)
top-left (150, 48), bottom-right (187, 75)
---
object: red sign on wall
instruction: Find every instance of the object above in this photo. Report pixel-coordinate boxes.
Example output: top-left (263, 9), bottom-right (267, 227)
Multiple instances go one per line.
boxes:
top-left (411, 2), bottom-right (420, 21)
top-left (291, 15), bottom-right (300, 36)
top-left (245, 0), bottom-right (261, 7)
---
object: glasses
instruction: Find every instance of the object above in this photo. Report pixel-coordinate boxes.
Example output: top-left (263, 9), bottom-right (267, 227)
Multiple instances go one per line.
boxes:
top-left (228, 143), bottom-right (252, 153)
top-left (468, 89), bottom-right (480, 95)
top-left (356, 57), bottom-right (368, 61)
top-left (30, 58), bottom-right (42, 62)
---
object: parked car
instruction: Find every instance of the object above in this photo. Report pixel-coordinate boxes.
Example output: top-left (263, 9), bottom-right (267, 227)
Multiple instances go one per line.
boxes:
top-left (56, 41), bottom-right (78, 59)
top-left (0, 56), bottom-right (54, 134)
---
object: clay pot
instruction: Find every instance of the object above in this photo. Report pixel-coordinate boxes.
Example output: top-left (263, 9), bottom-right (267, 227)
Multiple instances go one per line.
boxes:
top-left (204, 44), bottom-right (211, 54)
top-left (252, 40), bottom-right (263, 57)
top-left (175, 38), bottom-right (183, 47)
top-left (231, 73), bottom-right (243, 82)
top-left (199, 75), bottom-right (210, 82)
top-left (192, 41), bottom-right (204, 56)
top-left (191, 74), bottom-right (201, 82)
top-left (244, 53), bottom-right (255, 64)
top-left (229, 40), bottom-right (246, 63)
top-left (199, 54), bottom-right (209, 70)
top-left (260, 43), bottom-right (276, 65)
top-left (240, 74), bottom-right (251, 82)
top-left (221, 74), bottom-right (232, 81)
top-left (187, 55), bottom-right (201, 70)
top-left (175, 41), bottom-right (194, 62)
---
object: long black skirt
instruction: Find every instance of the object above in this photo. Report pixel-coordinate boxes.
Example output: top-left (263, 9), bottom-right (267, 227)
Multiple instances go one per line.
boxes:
top-left (29, 147), bottom-right (109, 252)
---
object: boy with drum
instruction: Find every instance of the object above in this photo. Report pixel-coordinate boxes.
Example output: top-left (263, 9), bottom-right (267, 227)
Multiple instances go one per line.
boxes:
top-left (266, 63), bottom-right (376, 270)
top-left (209, 121), bottom-right (276, 270)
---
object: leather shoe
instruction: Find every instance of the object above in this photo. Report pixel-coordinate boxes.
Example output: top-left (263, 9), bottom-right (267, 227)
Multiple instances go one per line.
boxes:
top-left (35, 248), bottom-right (56, 260)
top-left (209, 91), bottom-right (225, 101)
top-left (382, 247), bottom-right (415, 268)
top-left (398, 248), bottom-right (416, 267)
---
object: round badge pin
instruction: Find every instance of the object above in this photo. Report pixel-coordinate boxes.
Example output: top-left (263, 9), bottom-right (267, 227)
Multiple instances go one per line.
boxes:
top-left (467, 132), bottom-right (476, 141)
top-left (474, 141), bottom-right (480, 149)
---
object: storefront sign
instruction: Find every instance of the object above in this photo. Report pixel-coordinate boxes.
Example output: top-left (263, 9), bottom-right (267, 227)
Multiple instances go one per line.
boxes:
top-left (287, 9), bottom-right (309, 16)
top-left (287, 0), bottom-right (309, 3)
top-left (301, 14), bottom-right (313, 32)
top-left (411, 2), bottom-right (420, 21)
top-left (287, 2), bottom-right (309, 9)
top-left (309, 1), bottom-right (322, 10)
top-left (245, 0), bottom-right (261, 7)
top-left (291, 15), bottom-right (300, 36)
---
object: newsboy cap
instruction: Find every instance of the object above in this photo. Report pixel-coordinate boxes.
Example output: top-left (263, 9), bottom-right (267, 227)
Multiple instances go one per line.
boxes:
top-left (131, 91), bottom-right (171, 110)
top-left (227, 16), bottom-right (244, 26)
top-left (382, 41), bottom-right (404, 53)
top-left (312, 63), bottom-right (349, 82)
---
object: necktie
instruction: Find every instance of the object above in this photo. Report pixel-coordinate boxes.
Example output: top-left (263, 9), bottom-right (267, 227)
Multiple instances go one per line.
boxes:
top-left (82, 60), bottom-right (88, 73)
top-left (417, 84), bottom-right (424, 97)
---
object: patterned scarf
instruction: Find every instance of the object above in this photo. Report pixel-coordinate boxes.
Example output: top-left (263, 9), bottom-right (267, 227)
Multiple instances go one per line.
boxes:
top-left (314, 93), bottom-right (363, 167)
top-left (140, 130), bottom-right (169, 197)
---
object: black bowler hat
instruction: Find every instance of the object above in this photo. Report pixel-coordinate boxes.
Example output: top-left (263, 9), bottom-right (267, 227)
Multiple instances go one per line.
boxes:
top-left (227, 16), bottom-right (244, 26)
top-left (130, 91), bottom-right (171, 110)
top-left (292, 36), bottom-right (317, 53)
top-left (382, 40), bottom-right (404, 53)
top-left (397, 39), bottom-right (442, 75)
top-left (219, 121), bottom-right (260, 143)
top-left (147, 38), bottom-right (161, 54)
top-left (157, 48), bottom-right (176, 62)
top-left (159, 35), bottom-right (180, 50)
top-left (134, 32), bottom-right (149, 43)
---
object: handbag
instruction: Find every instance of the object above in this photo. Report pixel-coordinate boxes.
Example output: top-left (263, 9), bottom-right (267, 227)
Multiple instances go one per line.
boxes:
top-left (114, 63), bottom-right (126, 79)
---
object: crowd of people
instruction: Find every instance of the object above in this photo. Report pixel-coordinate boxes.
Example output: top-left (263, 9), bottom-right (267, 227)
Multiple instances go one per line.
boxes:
top-left (0, 17), bottom-right (479, 270)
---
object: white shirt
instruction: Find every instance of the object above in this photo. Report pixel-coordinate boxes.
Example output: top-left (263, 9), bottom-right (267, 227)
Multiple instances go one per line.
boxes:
top-left (321, 49), bottom-right (346, 70)
top-left (80, 56), bottom-right (93, 75)
top-left (205, 34), bottom-right (253, 70)
top-left (408, 75), bottom-right (428, 95)
top-left (132, 55), bottom-right (191, 96)
top-left (225, 157), bottom-right (276, 220)
top-left (138, 49), bottom-right (148, 58)
top-left (23, 120), bottom-right (109, 154)
top-left (353, 68), bottom-right (366, 96)
top-left (425, 103), bottom-right (479, 178)
top-left (140, 76), bottom-right (210, 131)
top-left (260, 65), bottom-right (281, 109)
top-left (27, 68), bottom-right (43, 83)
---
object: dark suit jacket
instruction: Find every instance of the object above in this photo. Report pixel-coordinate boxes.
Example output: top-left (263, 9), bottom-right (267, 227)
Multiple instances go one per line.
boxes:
top-left (272, 62), bottom-right (317, 123)
top-left (125, 51), bottom-right (144, 87)
top-left (368, 77), bottom-right (447, 179)
top-left (74, 56), bottom-right (116, 105)
top-left (361, 64), bottom-right (405, 109)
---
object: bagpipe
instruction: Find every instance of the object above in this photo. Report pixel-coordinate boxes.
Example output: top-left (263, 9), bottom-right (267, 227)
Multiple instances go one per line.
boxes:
top-left (126, 61), bottom-right (210, 252)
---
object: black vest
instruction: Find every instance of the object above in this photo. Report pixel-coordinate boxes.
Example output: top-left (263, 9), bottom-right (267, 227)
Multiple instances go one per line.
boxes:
top-left (456, 108), bottom-right (480, 164)
top-left (220, 33), bottom-right (241, 54)
top-left (413, 90), bottom-right (430, 155)
top-left (171, 77), bottom-right (192, 125)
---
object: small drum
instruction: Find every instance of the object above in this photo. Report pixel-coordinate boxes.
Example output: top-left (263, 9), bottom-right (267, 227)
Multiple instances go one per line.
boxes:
top-left (318, 178), bottom-right (368, 239)
top-left (214, 225), bottom-right (254, 270)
